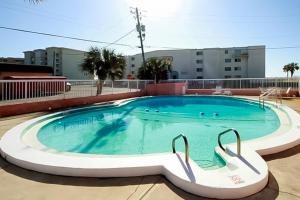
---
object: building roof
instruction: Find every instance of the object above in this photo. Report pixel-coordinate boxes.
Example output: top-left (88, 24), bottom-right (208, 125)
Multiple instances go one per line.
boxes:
top-left (0, 63), bottom-right (53, 73)
top-left (127, 45), bottom-right (266, 56)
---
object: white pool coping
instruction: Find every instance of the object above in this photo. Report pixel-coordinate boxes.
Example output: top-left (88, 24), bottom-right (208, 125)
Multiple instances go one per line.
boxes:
top-left (0, 96), bottom-right (300, 199)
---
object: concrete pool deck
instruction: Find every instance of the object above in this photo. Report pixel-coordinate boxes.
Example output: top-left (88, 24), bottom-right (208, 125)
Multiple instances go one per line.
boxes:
top-left (0, 98), bottom-right (300, 200)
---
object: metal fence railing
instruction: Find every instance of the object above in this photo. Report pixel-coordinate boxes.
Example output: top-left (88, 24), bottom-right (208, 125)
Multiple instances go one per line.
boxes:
top-left (0, 78), bottom-right (299, 106)
top-left (161, 78), bottom-right (300, 90)
top-left (0, 80), bottom-right (152, 105)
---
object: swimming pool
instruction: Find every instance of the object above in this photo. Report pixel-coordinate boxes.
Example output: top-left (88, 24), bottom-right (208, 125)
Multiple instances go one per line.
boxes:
top-left (37, 96), bottom-right (280, 169)
top-left (2, 96), bottom-right (299, 199)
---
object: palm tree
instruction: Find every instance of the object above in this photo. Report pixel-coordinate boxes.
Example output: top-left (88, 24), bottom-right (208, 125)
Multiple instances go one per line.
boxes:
top-left (283, 62), bottom-right (299, 78)
top-left (81, 47), bottom-right (126, 95)
top-left (137, 57), bottom-right (172, 83)
top-left (289, 62), bottom-right (299, 77)
top-left (283, 64), bottom-right (290, 78)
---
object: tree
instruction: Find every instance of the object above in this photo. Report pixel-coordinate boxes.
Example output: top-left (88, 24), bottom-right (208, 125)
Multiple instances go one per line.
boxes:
top-left (283, 62), bottom-right (299, 78)
top-left (289, 62), bottom-right (299, 77)
top-left (81, 47), bottom-right (126, 94)
top-left (137, 57), bottom-right (172, 83)
top-left (283, 64), bottom-right (290, 78)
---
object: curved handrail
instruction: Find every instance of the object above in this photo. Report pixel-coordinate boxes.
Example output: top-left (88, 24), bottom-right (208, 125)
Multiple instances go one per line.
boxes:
top-left (218, 128), bottom-right (241, 156)
top-left (172, 134), bottom-right (189, 163)
top-left (259, 87), bottom-right (282, 108)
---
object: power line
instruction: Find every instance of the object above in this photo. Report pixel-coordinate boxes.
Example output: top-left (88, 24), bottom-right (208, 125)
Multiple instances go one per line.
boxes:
top-left (0, 26), bottom-right (136, 48)
top-left (104, 29), bottom-right (136, 49)
top-left (1, 26), bottom-right (300, 54)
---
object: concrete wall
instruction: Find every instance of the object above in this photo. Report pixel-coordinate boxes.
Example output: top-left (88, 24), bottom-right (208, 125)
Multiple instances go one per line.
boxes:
top-left (248, 46), bottom-right (265, 78)
top-left (61, 48), bottom-right (92, 80)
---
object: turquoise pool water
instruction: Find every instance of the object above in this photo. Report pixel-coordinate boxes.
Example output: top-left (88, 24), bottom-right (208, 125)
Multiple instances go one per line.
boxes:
top-left (37, 96), bottom-right (280, 169)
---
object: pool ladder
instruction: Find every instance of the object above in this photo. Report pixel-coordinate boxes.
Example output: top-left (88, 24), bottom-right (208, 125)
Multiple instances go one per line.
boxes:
top-left (172, 134), bottom-right (189, 163)
top-left (218, 128), bottom-right (241, 156)
top-left (171, 129), bottom-right (241, 163)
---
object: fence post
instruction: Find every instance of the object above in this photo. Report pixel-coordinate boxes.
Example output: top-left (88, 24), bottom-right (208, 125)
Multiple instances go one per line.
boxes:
top-left (128, 80), bottom-right (130, 92)
top-left (112, 81), bottom-right (114, 94)
top-left (25, 81), bottom-right (28, 102)
top-left (136, 80), bottom-right (139, 91)
top-left (240, 79), bottom-right (242, 89)
top-left (202, 80), bottom-right (205, 89)
top-left (63, 80), bottom-right (66, 99)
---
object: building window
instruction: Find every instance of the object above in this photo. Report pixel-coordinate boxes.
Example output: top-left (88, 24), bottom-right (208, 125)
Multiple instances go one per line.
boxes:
top-left (225, 50), bottom-right (229, 54)
top-left (224, 75), bottom-right (231, 78)
top-left (235, 75), bottom-right (242, 78)
top-left (225, 58), bottom-right (231, 63)
top-left (131, 57), bottom-right (135, 61)
top-left (131, 71), bottom-right (135, 74)
top-left (197, 76), bottom-right (203, 79)
top-left (56, 64), bottom-right (59, 67)
top-left (196, 59), bottom-right (203, 64)
top-left (196, 68), bottom-right (203, 72)
top-left (196, 51), bottom-right (203, 56)
top-left (235, 58), bottom-right (241, 62)
top-left (234, 66), bottom-right (241, 71)
top-left (56, 59), bottom-right (59, 62)
top-left (55, 53), bottom-right (59, 57)
top-left (225, 67), bottom-right (231, 71)
top-left (234, 49), bottom-right (241, 55)
top-left (131, 64), bottom-right (135, 68)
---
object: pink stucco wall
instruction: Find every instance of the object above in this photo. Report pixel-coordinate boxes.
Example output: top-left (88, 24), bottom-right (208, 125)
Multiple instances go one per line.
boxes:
top-left (145, 82), bottom-right (186, 96)
top-left (0, 91), bottom-right (144, 117)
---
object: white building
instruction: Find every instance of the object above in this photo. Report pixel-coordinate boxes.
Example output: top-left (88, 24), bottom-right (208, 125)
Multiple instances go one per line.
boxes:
top-left (126, 45), bottom-right (265, 79)
top-left (24, 47), bottom-right (93, 80)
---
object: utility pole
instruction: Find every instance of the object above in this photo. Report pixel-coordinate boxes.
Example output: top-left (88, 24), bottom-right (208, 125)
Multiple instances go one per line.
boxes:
top-left (131, 7), bottom-right (146, 68)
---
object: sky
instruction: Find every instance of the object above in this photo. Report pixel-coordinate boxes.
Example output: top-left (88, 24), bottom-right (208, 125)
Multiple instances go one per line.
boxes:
top-left (0, 0), bottom-right (300, 77)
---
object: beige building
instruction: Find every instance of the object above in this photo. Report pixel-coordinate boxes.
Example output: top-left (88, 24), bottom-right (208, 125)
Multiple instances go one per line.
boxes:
top-left (126, 45), bottom-right (265, 79)
top-left (24, 47), bottom-right (93, 80)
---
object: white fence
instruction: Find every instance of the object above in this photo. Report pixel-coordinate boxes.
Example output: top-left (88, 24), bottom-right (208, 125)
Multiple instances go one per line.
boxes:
top-left (0, 78), bottom-right (299, 106)
top-left (0, 80), bottom-right (152, 105)
top-left (161, 78), bottom-right (300, 90)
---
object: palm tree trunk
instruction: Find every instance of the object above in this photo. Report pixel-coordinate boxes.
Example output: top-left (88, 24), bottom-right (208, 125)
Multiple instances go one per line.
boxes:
top-left (96, 80), bottom-right (103, 95)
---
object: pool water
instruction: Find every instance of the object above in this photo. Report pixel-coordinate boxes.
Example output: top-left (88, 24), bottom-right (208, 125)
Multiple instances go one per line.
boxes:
top-left (37, 96), bottom-right (280, 169)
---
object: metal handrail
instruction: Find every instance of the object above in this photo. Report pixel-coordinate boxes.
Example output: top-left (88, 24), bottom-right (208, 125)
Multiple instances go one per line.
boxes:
top-left (172, 134), bottom-right (189, 163)
top-left (218, 128), bottom-right (241, 156)
top-left (259, 87), bottom-right (281, 108)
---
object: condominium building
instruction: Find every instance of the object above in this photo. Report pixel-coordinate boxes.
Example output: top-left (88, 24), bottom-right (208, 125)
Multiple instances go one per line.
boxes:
top-left (126, 45), bottom-right (265, 79)
top-left (24, 47), bottom-right (93, 80)
top-left (0, 57), bottom-right (24, 65)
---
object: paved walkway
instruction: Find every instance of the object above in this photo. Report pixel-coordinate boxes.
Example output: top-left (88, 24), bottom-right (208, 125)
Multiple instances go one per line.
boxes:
top-left (0, 98), bottom-right (299, 200)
